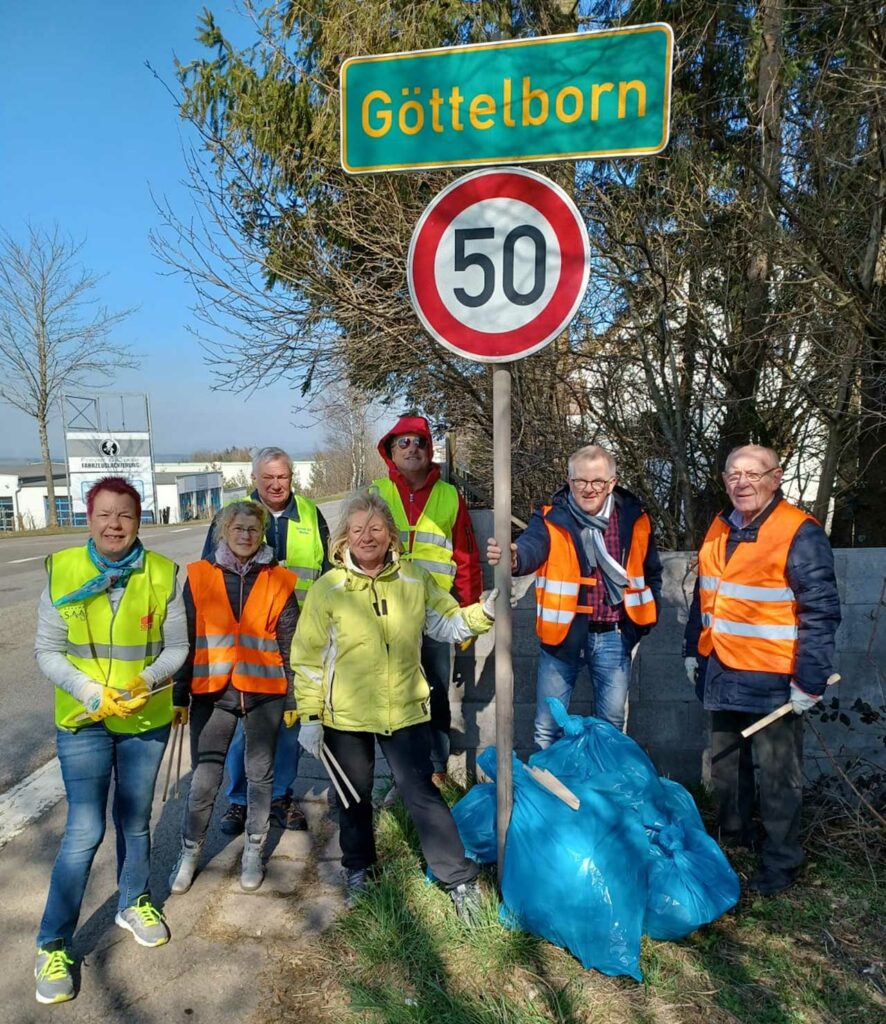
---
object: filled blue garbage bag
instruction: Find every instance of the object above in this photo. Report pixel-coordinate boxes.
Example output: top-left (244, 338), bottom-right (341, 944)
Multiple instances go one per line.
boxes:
top-left (478, 746), bottom-right (648, 980)
top-left (645, 822), bottom-right (740, 940)
top-left (530, 699), bottom-right (667, 825)
top-left (451, 782), bottom-right (497, 864)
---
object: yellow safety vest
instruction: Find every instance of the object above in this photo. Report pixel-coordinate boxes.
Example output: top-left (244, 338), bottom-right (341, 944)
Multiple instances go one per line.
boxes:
top-left (282, 495), bottom-right (324, 603)
top-left (371, 477), bottom-right (458, 590)
top-left (48, 547), bottom-right (177, 734)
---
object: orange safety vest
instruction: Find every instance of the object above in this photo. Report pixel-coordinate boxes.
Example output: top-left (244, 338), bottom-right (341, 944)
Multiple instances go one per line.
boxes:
top-left (534, 506), bottom-right (657, 645)
top-left (697, 500), bottom-right (813, 675)
top-left (187, 560), bottom-right (297, 695)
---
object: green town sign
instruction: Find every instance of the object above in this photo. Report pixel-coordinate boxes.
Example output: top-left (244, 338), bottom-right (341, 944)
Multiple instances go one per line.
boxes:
top-left (340, 24), bottom-right (673, 174)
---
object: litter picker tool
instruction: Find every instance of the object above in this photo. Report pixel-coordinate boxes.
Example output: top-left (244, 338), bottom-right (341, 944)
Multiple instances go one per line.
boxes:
top-left (523, 764), bottom-right (581, 811)
top-left (318, 744), bottom-right (361, 810)
top-left (162, 719), bottom-right (185, 802)
top-left (71, 680), bottom-right (175, 725)
top-left (711, 673), bottom-right (840, 765)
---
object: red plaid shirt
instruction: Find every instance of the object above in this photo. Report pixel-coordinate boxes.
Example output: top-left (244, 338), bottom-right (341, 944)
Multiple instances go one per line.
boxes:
top-left (580, 504), bottom-right (622, 623)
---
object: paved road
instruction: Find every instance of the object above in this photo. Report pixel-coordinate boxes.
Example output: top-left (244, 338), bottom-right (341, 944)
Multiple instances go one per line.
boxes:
top-left (0, 499), bottom-right (344, 794)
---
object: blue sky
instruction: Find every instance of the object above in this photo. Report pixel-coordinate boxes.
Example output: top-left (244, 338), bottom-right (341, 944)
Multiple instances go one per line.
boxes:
top-left (0, 2), bottom-right (322, 459)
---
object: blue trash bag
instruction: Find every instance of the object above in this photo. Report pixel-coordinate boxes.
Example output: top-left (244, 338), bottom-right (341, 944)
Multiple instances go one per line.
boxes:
top-left (646, 777), bottom-right (706, 833)
top-left (645, 822), bottom-right (740, 940)
top-left (451, 782), bottom-right (497, 864)
top-left (530, 699), bottom-right (667, 823)
top-left (478, 746), bottom-right (648, 980)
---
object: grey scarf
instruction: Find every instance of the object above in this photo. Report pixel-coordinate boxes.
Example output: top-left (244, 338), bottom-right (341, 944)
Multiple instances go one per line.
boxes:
top-left (565, 492), bottom-right (629, 606)
top-left (215, 539), bottom-right (274, 576)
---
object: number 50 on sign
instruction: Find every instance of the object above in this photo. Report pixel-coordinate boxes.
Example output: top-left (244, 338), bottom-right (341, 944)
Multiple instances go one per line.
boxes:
top-left (407, 168), bottom-right (590, 363)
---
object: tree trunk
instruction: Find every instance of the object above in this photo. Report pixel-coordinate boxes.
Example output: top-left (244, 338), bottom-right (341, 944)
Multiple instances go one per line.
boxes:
top-left (39, 412), bottom-right (58, 527)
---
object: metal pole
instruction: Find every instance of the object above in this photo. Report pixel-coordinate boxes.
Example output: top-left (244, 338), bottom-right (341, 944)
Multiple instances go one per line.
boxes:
top-left (493, 365), bottom-right (513, 881)
top-left (145, 393), bottom-right (159, 525)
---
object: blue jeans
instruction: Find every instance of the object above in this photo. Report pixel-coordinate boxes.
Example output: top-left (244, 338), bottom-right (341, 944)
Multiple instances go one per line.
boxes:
top-left (38, 722), bottom-right (170, 948)
top-left (534, 627), bottom-right (632, 748)
top-left (225, 718), bottom-right (300, 805)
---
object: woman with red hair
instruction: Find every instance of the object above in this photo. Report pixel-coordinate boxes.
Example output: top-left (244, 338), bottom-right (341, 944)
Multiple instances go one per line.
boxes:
top-left (32, 476), bottom-right (189, 1005)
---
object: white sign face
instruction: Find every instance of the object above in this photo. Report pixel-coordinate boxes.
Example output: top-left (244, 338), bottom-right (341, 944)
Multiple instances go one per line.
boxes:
top-left (66, 431), bottom-right (155, 517)
top-left (408, 167), bottom-right (590, 363)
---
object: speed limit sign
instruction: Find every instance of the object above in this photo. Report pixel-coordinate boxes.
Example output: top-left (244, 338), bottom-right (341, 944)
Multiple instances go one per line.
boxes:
top-left (407, 167), bottom-right (590, 363)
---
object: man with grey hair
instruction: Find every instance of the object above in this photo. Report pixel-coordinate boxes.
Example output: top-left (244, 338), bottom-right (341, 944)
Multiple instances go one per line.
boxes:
top-left (684, 444), bottom-right (840, 895)
top-left (201, 446), bottom-right (330, 833)
top-left (488, 444), bottom-right (662, 746)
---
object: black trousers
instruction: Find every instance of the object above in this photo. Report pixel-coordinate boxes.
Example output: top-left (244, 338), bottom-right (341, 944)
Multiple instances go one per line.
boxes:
top-left (185, 696), bottom-right (284, 840)
top-left (421, 635), bottom-right (453, 773)
top-left (710, 709), bottom-right (805, 873)
top-left (324, 721), bottom-right (479, 889)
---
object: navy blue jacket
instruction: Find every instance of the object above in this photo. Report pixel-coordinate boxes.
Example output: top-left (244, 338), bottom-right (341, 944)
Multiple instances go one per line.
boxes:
top-left (683, 496), bottom-right (841, 713)
top-left (202, 490), bottom-right (331, 573)
top-left (515, 484), bottom-right (663, 661)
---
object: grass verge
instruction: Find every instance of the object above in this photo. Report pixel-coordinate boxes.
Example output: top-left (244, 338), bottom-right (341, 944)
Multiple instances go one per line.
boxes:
top-left (266, 792), bottom-right (885, 1024)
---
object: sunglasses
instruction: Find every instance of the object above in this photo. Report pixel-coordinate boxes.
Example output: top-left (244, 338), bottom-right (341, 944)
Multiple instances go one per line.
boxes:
top-left (394, 436), bottom-right (428, 450)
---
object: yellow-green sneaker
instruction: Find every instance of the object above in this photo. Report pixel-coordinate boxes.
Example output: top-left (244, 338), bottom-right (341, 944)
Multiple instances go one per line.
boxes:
top-left (114, 894), bottom-right (170, 947)
top-left (35, 942), bottom-right (74, 1004)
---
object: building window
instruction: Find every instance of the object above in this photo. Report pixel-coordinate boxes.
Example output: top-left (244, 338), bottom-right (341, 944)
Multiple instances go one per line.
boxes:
top-left (0, 496), bottom-right (13, 531)
top-left (44, 496), bottom-right (86, 528)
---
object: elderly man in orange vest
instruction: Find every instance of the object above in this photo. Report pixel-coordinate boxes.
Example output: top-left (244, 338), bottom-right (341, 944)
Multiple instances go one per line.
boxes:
top-left (683, 445), bottom-right (841, 895)
top-left (489, 444), bottom-right (662, 746)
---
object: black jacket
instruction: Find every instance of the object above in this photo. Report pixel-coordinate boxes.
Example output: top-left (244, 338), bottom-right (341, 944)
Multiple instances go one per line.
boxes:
top-left (683, 496), bottom-right (841, 713)
top-left (173, 553), bottom-right (299, 712)
top-left (514, 484), bottom-right (663, 660)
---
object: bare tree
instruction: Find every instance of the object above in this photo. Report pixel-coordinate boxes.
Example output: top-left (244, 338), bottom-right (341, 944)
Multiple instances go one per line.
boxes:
top-left (0, 226), bottom-right (137, 525)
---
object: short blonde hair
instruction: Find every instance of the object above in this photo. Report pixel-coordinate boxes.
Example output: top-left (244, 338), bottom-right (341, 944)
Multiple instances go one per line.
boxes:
top-left (214, 500), bottom-right (268, 548)
top-left (330, 491), bottom-right (402, 563)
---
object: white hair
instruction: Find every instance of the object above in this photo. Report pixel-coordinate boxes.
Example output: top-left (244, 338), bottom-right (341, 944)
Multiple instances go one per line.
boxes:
top-left (252, 446), bottom-right (293, 476)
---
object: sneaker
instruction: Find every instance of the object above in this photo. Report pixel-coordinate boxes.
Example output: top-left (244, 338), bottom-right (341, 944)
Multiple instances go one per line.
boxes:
top-left (270, 795), bottom-right (308, 831)
top-left (344, 867), bottom-right (369, 908)
top-left (220, 803), bottom-right (247, 836)
top-left (449, 879), bottom-right (482, 923)
top-left (34, 941), bottom-right (74, 1005)
top-left (115, 895), bottom-right (170, 947)
top-left (169, 838), bottom-right (202, 895)
top-left (240, 833), bottom-right (266, 892)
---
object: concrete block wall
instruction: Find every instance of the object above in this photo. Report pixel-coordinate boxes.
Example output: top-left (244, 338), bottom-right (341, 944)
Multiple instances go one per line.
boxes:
top-left (295, 508), bottom-right (885, 797)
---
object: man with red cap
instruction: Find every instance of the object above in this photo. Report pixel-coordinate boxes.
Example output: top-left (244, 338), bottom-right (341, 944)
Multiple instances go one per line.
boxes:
top-left (371, 416), bottom-right (482, 789)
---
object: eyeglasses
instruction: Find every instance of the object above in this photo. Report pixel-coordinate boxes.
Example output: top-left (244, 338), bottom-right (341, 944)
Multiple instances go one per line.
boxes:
top-left (569, 477), bottom-right (614, 493)
top-left (723, 468), bottom-right (779, 485)
top-left (394, 436), bottom-right (428, 450)
top-left (231, 526), bottom-right (262, 537)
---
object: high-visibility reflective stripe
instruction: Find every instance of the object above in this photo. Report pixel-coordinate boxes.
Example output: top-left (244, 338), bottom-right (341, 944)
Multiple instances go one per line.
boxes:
top-left (193, 662), bottom-right (234, 677)
top-left (238, 634), bottom-right (281, 652)
top-left (66, 641), bottom-right (162, 660)
top-left (717, 581), bottom-right (796, 602)
top-left (701, 612), bottom-right (713, 627)
top-left (290, 566), bottom-right (320, 583)
top-left (698, 575), bottom-right (719, 590)
top-left (536, 575), bottom-right (547, 588)
top-left (411, 530), bottom-right (453, 551)
top-left (624, 589), bottom-right (654, 607)
top-left (234, 662), bottom-right (286, 678)
top-left (711, 618), bottom-right (798, 640)
top-left (537, 607), bottom-right (574, 624)
top-left (538, 579), bottom-right (580, 597)
top-left (629, 575), bottom-right (645, 589)
top-left (413, 558), bottom-right (456, 577)
top-left (195, 634), bottom-right (236, 649)
top-left (399, 530), bottom-right (410, 543)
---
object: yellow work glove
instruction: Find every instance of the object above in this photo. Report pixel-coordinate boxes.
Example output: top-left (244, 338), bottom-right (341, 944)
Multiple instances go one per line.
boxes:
top-left (283, 710), bottom-right (299, 729)
top-left (81, 684), bottom-right (127, 722)
top-left (171, 706), bottom-right (190, 728)
top-left (116, 676), bottom-right (151, 717)
top-left (457, 637), bottom-right (476, 652)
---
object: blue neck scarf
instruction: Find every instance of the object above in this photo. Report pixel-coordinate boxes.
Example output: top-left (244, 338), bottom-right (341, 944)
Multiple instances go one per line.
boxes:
top-left (52, 538), bottom-right (146, 607)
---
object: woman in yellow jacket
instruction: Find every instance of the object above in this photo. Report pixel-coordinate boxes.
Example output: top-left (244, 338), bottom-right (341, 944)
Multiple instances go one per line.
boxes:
top-left (293, 491), bottom-right (496, 916)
